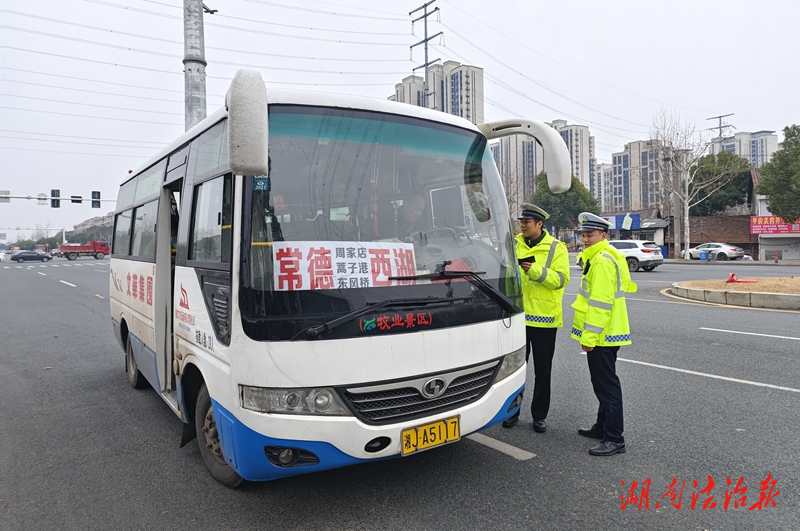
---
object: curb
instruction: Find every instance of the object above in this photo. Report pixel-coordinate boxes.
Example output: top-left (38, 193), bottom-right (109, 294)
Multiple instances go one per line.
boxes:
top-left (662, 259), bottom-right (800, 267)
top-left (670, 282), bottom-right (800, 310)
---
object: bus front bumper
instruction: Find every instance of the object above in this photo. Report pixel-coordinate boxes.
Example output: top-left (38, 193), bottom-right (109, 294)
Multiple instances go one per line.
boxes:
top-left (210, 368), bottom-right (525, 482)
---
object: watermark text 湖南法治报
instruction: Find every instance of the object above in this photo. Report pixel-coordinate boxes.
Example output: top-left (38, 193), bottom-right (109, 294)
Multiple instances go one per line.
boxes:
top-left (619, 475), bottom-right (780, 511)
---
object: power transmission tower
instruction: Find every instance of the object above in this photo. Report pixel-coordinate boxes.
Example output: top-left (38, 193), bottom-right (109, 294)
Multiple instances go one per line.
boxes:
top-left (706, 113), bottom-right (735, 140)
top-left (184, 1), bottom-right (217, 131)
top-left (410, 1), bottom-right (442, 109)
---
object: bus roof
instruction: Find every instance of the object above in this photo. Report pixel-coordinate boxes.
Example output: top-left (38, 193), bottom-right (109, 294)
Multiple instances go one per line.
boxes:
top-left (123, 87), bottom-right (482, 185)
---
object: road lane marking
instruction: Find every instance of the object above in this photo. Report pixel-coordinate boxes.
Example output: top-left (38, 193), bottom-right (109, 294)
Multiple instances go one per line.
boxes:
top-left (50, 265), bottom-right (60, 268)
top-left (38, 272), bottom-right (46, 276)
top-left (94, 269), bottom-right (108, 273)
top-left (95, 294), bottom-right (104, 299)
top-left (59, 280), bottom-right (77, 287)
top-left (466, 433), bottom-right (536, 460)
top-left (580, 352), bottom-right (800, 394)
top-left (700, 327), bottom-right (800, 341)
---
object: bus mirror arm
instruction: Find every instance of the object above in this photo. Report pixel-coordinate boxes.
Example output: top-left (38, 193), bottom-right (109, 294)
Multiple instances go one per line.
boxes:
top-left (477, 119), bottom-right (572, 193)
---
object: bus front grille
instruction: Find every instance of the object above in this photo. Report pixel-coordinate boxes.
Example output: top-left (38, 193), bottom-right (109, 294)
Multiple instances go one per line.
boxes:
top-left (338, 361), bottom-right (499, 425)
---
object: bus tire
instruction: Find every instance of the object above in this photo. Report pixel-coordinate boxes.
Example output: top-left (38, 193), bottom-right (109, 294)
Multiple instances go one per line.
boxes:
top-left (196, 383), bottom-right (244, 488)
top-left (126, 339), bottom-right (147, 389)
top-left (95, 252), bottom-right (105, 259)
top-left (68, 253), bottom-right (78, 260)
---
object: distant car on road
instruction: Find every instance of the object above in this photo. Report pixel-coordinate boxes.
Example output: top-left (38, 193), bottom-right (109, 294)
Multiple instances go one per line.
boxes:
top-left (10, 250), bottom-right (51, 263)
top-left (687, 242), bottom-right (744, 261)
top-left (609, 240), bottom-right (663, 272)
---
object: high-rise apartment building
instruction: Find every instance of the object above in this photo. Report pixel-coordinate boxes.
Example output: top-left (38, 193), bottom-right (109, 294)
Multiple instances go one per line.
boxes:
top-left (609, 140), bottom-right (663, 212)
top-left (592, 162), bottom-right (613, 212)
top-left (711, 130), bottom-right (778, 168)
top-left (388, 60), bottom-right (485, 125)
top-left (548, 119), bottom-right (594, 190)
top-left (489, 137), bottom-right (543, 216)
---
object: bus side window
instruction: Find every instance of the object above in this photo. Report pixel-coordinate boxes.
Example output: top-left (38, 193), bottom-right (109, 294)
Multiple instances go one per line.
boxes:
top-left (113, 210), bottom-right (133, 255)
top-left (189, 174), bottom-right (233, 264)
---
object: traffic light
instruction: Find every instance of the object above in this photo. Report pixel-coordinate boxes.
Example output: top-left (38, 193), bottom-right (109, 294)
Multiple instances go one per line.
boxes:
top-left (51, 189), bottom-right (60, 208)
top-left (71, 196), bottom-right (82, 204)
top-left (92, 191), bottom-right (101, 208)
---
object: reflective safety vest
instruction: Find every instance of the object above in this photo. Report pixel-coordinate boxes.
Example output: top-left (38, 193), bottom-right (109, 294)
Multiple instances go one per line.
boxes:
top-left (570, 239), bottom-right (637, 347)
top-left (516, 231), bottom-right (570, 328)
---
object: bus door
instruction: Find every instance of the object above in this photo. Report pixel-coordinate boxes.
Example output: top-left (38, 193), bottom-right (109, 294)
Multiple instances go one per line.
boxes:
top-left (153, 180), bottom-right (181, 394)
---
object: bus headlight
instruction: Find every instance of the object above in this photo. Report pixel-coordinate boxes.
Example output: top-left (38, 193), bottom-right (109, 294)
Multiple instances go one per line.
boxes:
top-left (241, 386), bottom-right (352, 416)
top-left (494, 346), bottom-right (526, 383)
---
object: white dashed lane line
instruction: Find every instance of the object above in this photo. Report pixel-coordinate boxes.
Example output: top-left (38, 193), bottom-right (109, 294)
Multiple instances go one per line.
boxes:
top-left (59, 280), bottom-right (77, 287)
top-left (581, 352), bottom-right (800, 394)
top-left (38, 272), bottom-right (46, 276)
top-left (700, 327), bottom-right (800, 342)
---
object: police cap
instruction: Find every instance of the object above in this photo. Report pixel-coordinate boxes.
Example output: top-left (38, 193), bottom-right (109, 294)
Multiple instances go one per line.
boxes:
top-left (578, 212), bottom-right (611, 232)
top-left (518, 203), bottom-right (549, 222)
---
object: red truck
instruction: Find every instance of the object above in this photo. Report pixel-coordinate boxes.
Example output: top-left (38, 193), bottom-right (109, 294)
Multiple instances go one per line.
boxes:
top-left (59, 240), bottom-right (110, 260)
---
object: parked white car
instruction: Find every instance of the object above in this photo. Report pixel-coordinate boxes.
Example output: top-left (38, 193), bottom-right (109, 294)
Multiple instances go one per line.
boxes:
top-left (609, 240), bottom-right (663, 272)
top-left (687, 242), bottom-right (744, 261)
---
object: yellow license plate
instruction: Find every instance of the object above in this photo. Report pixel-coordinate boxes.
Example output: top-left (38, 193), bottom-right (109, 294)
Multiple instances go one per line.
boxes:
top-left (400, 416), bottom-right (460, 456)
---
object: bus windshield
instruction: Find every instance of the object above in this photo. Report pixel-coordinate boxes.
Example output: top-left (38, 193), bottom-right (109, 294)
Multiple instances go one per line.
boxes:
top-left (241, 105), bottom-right (519, 340)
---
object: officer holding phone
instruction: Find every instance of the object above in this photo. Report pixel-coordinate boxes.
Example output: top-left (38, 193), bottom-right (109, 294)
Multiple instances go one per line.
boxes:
top-left (503, 204), bottom-right (570, 432)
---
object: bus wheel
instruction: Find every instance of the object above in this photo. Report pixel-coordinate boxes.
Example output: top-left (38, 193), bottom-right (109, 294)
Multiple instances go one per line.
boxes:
top-left (196, 383), bottom-right (244, 488)
top-left (126, 340), bottom-right (147, 389)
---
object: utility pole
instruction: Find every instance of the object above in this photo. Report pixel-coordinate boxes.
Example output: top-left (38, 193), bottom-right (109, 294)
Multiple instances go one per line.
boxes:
top-left (410, 1), bottom-right (442, 109)
top-left (184, 1), bottom-right (217, 131)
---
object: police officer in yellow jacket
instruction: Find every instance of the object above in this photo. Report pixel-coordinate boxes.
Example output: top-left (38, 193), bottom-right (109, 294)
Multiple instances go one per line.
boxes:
top-left (571, 212), bottom-right (636, 456)
top-left (503, 204), bottom-right (570, 432)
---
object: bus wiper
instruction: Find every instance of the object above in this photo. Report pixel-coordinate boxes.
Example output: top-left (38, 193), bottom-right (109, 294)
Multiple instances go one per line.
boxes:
top-left (293, 295), bottom-right (473, 340)
top-left (389, 261), bottom-right (520, 315)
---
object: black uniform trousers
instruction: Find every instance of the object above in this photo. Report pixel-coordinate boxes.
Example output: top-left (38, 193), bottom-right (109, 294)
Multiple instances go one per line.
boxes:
top-left (508, 326), bottom-right (558, 422)
top-left (586, 345), bottom-right (624, 444)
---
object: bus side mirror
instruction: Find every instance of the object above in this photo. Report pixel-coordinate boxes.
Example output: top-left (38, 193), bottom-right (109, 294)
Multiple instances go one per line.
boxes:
top-left (477, 119), bottom-right (572, 193)
top-left (226, 69), bottom-right (268, 176)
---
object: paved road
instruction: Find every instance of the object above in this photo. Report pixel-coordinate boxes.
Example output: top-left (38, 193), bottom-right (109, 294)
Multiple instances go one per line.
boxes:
top-left (1, 258), bottom-right (798, 530)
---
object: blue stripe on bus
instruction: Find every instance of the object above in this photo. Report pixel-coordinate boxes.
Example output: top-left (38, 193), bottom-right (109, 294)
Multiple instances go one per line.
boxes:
top-left (210, 399), bottom-right (396, 482)
top-left (128, 332), bottom-right (160, 390)
top-left (477, 383), bottom-right (525, 431)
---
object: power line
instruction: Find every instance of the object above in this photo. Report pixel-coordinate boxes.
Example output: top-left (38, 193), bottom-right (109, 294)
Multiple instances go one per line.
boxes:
top-left (0, 146), bottom-right (146, 158)
top-left (0, 135), bottom-right (160, 150)
top-left (4, 6), bottom-right (411, 43)
top-left (1, 67), bottom-right (191, 95)
top-left (82, 1), bottom-right (411, 45)
top-left (1, 94), bottom-right (184, 116)
top-left (240, 0), bottom-right (408, 21)
top-left (1, 45), bottom-right (410, 77)
top-left (0, 107), bottom-right (183, 126)
top-left (0, 129), bottom-right (166, 146)
top-left (434, 43), bottom-right (646, 139)
top-left (439, 0), bottom-right (714, 114)
top-left (1, 79), bottom-right (183, 104)
top-left (437, 27), bottom-right (650, 128)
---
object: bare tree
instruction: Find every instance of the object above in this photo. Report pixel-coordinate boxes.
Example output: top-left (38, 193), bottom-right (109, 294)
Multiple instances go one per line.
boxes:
top-left (650, 108), bottom-right (745, 256)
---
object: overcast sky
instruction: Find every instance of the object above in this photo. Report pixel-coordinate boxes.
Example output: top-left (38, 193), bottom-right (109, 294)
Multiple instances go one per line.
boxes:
top-left (2, 0), bottom-right (798, 240)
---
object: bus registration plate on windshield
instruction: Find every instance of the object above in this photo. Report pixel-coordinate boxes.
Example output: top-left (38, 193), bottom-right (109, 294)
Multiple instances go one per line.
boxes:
top-left (401, 416), bottom-right (460, 456)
